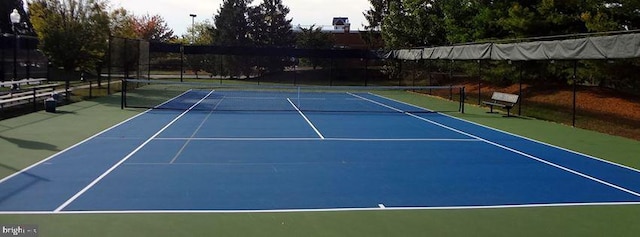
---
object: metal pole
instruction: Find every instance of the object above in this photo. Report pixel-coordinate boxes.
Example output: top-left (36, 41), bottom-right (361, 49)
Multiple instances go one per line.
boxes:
top-left (412, 61), bottom-right (416, 87)
top-left (13, 25), bottom-right (18, 81)
top-left (136, 39), bottom-right (141, 80)
top-left (26, 38), bottom-right (30, 79)
top-left (428, 60), bottom-right (432, 95)
top-left (519, 61), bottom-right (523, 116)
top-left (364, 58), bottom-right (368, 86)
top-left (189, 14), bottom-right (197, 44)
top-left (180, 45), bottom-right (184, 82)
top-left (330, 57), bottom-right (334, 86)
top-left (573, 60), bottom-right (578, 127)
top-left (478, 60), bottom-right (482, 105)
top-left (107, 35), bottom-right (112, 95)
top-left (1, 36), bottom-right (5, 82)
top-left (32, 88), bottom-right (36, 111)
top-left (121, 79), bottom-right (126, 109)
top-left (398, 60), bottom-right (403, 86)
top-left (148, 44), bottom-right (151, 80)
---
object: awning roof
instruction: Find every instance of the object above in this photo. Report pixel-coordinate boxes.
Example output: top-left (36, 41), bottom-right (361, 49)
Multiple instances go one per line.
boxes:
top-left (385, 33), bottom-right (640, 61)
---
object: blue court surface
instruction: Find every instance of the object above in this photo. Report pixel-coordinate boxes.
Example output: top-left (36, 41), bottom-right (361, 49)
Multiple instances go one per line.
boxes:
top-left (2, 90), bottom-right (640, 213)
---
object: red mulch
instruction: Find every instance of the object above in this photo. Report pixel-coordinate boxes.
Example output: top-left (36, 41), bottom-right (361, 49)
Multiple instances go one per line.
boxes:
top-left (460, 81), bottom-right (640, 140)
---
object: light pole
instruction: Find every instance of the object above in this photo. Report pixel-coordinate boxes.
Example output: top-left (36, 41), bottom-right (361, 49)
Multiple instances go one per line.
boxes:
top-left (189, 14), bottom-right (197, 44)
top-left (10, 9), bottom-right (21, 85)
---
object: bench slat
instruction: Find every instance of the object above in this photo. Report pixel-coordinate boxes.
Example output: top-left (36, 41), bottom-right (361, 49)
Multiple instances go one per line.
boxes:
top-left (491, 92), bottom-right (519, 104)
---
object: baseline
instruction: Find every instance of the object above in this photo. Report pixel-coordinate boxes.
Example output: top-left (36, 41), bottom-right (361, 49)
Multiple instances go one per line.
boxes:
top-left (3, 201), bottom-right (640, 215)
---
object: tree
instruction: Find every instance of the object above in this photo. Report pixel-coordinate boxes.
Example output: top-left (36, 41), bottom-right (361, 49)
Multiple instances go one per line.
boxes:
top-left (109, 8), bottom-right (137, 39)
top-left (248, 0), bottom-right (293, 46)
top-left (364, 0), bottom-right (387, 31)
top-left (362, 0), bottom-right (388, 49)
top-left (380, 0), bottom-right (445, 49)
top-left (133, 14), bottom-right (175, 42)
top-left (441, 0), bottom-right (480, 44)
top-left (248, 0), bottom-right (295, 73)
top-left (29, 0), bottom-right (109, 72)
top-left (296, 25), bottom-right (333, 69)
top-left (214, 0), bottom-right (251, 46)
top-left (213, 0), bottom-right (252, 78)
top-left (184, 20), bottom-right (216, 78)
top-left (184, 20), bottom-right (215, 45)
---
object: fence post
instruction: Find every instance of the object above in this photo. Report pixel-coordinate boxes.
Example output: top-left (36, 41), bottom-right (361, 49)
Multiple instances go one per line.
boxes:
top-left (32, 87), bottom-right (36, 112)
top-left (107, 35), bottom-right (111, 95)
top-left (121, 79), bottom-right (126, 109)
top-left (477, 60), bottom-right (482, 105)
top-left (180, 45), bottom-right (184, 82)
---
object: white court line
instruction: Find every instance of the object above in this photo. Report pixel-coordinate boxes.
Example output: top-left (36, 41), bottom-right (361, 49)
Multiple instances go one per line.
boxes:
top-left (169, 96), bottom-right (225, 164)
top-left (53, 90), bottom-right (216, 212)
top-left (2, 201), bottom-right (640, 215)
top-left (0, 89), bottom-right (193, 185)
top-left (350, 93), bottom-right (640, 198)
top-left (153, 137), bottom-right (479, 142)
top-left (370, 92), bottom-right (640, 176)
top-left (287, 98), bottom-right (325, 139)
top-left (0, 112), bottom-right (147, 185)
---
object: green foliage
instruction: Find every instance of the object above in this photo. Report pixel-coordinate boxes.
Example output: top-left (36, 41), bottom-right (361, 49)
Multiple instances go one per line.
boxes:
top-left (381, 0), bottom-right (445, 48)
top-left (213, 0), bottom-right (251, 47)
top-left (185, 20), bottom-right (215, 45)
top-left (133, 14), bottom-right (175, 42)
top-left (295, 25), bottom-right (334, 69)
top-left (185, 20), bottom-right (216, 78)
top-left (249, 0), bottom-right (294, 47)
top-left (249, 0), bottom-right (295, 73)
top-left (363, 0), bottom-right (388, 31)
top-left (368, 0), bottom-right (640, 90)
top-left (109, 8), bottom-right (137, 39)
top-left (29, 0), bottom-right (109, 72)
top-left (213, 0), bottom-right (252, 78)
top-left (205, 0), bottom-right (297, 78)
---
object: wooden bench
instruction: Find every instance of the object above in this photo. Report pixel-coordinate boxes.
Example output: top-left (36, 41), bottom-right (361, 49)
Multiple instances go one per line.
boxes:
top-left (482, 92), bottom-right (519, 117)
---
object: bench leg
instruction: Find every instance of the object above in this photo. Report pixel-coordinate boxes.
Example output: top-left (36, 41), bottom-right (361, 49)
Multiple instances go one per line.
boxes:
top-left (487, 105), bottom-right (494, 113)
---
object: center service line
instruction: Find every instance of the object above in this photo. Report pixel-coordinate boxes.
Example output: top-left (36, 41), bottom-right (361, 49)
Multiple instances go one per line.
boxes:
top-left (54, 90), bottom-right (216, 212)
top-left (287, 98), bottom-right (325, 139)
top-left (169, 96), bottom-right (225, 164)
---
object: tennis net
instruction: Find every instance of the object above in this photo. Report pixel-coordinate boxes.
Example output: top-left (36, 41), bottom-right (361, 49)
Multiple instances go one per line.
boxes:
top-left (121, 79), bottom-right (466, 113)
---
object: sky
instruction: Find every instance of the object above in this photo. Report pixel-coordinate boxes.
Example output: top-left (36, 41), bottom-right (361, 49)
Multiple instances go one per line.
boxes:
top-left (108, 0), bottom-right (371, 36)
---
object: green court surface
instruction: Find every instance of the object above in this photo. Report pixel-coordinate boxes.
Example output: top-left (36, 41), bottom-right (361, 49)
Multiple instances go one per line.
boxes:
top-left (1, 93), bottom-right (640, 236)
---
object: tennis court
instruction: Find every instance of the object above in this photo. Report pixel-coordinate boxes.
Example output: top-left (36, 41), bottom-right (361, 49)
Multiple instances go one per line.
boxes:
top-left (1, 87), bottom-right (640, 213)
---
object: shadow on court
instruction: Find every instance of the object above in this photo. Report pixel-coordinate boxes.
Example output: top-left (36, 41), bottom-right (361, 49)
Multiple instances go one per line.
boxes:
top-left (0, 135), bottom-right (59, 152)
top-left (0, 163), bottom-right (51, 206)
